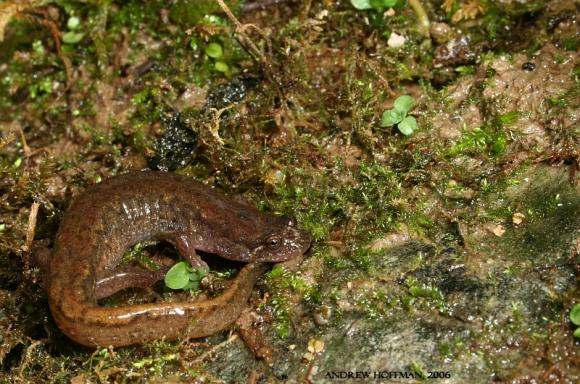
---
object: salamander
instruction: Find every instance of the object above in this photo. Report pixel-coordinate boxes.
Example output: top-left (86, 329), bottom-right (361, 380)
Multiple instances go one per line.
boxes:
top-left (47, 171), bottom-right (310, 347)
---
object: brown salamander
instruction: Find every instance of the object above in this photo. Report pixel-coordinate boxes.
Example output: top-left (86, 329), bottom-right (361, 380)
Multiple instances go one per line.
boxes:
top-left (47, 171), bottom-right (310, 347)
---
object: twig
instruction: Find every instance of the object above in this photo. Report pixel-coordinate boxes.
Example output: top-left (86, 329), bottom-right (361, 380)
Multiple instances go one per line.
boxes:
top-left (207, 105), bottom-right (233, 145)
top-left (299, 0), bottom-right (312, 20)
top-left (0, 131), bottom-right (16, 150)
top-left (20, 11), bottom-right (73, 88)
top-left (238, 23), bottom-right (272, 55)
top-left (23, 202), bottom-right (40, 268)
top-left (408, 0), bottom-right (430, 37)
top-left (17, 126), bottom-right (31, 157)
top-left (17, 340), bottom-right (44, 379)
top-left (217, 0), bottom-right (287, 106)
top-left (190, 334), bottom-right (239, 366)
top-left (303, 353), bottom-right (318, 384)
top-left (247, 370), bottom-right (260, 384)
top-left (19, 9), bottom-right (74, 133)
top-left (216, 0), bottom-right (269, 65)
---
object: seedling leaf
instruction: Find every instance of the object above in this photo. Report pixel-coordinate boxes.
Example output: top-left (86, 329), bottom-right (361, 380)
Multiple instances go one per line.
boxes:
top-left (205, 43), bottom-right (223, 59)
top-left (67, 17), bottom-right (80, 30)
top-left (350, 0), bottom-right (372, 10)
top-left (62, 31), bottom-right (85, 44)
top-left (165, 261), bottom-right (191, 289)
top-left (381, 109), bottom-right (404, 127)
top-left (398, 116), bottom-right (418, 136)
top-left (393, 95), bottom-right (414, 113)
top-left (570, 304), bottom-right (580, 325)
top-left (214, 61), bottom-right (229, 72)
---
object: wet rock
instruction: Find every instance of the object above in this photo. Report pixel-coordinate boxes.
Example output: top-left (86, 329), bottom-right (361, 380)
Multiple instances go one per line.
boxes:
top-left (313, 305), bottom-right (332, 326)
top-left (369, 225), bottom-right (413, 250)
top-left (442, 179), bottom-right (476, 200)
top-left (433, 36), bottom-right (477, 68)
top-left (431, 44), bottom-right (577, 153)
top-left (492, 0), bottom-right (549, 15)
top-left (206, 77), bottom-right (257, 110)
top-left (148, 112), bottom-right (197, 171)
top-left (430, 22), bottom-right (455, 45)
top-left (175, 85), bottom-right (207, 111)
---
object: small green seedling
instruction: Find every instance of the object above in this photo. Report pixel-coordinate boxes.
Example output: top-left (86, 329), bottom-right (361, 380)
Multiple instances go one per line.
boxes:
top-left (205, 42), bottom-right (229, 74)
top-left (165, 261), bottom-right (206, 291)
top-left (380, 95), bottom-right (418, 136)
top-left (62, 16), bottom-right (85, 44)
top-left (570, 303), bottom-right (580, 338)
top-left (205, 42), bottom-right (223, 59)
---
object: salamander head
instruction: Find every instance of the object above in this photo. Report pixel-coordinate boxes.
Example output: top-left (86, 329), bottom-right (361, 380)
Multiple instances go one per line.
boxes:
top-left (249, 215), bottom-right (311, 262)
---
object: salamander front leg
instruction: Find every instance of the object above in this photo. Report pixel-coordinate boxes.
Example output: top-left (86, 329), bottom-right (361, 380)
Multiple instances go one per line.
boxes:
top-left (175, 233), bottom-right (209, 271)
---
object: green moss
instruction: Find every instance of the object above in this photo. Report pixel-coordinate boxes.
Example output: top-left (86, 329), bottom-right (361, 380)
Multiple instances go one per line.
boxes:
top-left (478, 2), bottom-right (517, 42)
top-left (269, 291), bottom-right (291, 338)
top-left (404, 277), bottom-right (449, 314)
top-left (495, 111), bottom-right (520, 127)
top-left (324, 253), bottom-right (351, 270)
top-left (435, 334), bottom-right (469, 360)
top-left (79, 341), bottom-right (184, 380)
top-left (168, 0), bottom-right (241, 28)
top-left (437, 341), bottom-right (452, 358)
top-left (131, 351), bottom-right (178, 374)
top-left (109, 0), bottom-right (167, 34)
top-left (270, 159), bottom-right (403, 258)
top-left (561, 37), bottom-right (579, 52)
top-left (347, 246), bottom-right (376, 272)
top-left (130, 87), bottom-right (165, 123)
top-left (446, 127), bottom-right (507, 158)
top-left (409, 361), bottom-right (427, 380)
top-left (272, 175), bottom-right (343, 243)
top-left (264, 265), bottom-right (322, 336)
top-left (546, 79), bottom-right (579, 108)
top-left (406, 277), bottom-right (444, 302)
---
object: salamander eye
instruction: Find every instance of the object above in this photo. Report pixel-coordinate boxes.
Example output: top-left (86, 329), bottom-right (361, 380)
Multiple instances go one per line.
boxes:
top-left (265, 235), bottom-right (281, 249)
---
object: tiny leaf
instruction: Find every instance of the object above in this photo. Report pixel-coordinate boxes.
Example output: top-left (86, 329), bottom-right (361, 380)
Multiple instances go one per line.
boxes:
top-left (370, 0), bottom-right (399, 9)
top-left (67, 16), bottom-right (80, 30)
top-left (165, 262), bottom-right (190, 289)
top-left (62, 31), bottom-right (85, 44)
top-left (350, 0), bottom-right (372, 10)
top-left (574, 327), bottom-right (580, 338)
top-left (205, 43), bottom-right (223, 58)
top-left (381, 109), bottom-right (404, 127)
top-left (214, 61), bottom-right (229, 72)
top-left (186, 268), bottom-right (206, 291)
top-left (570, 304), bottom-right (580, 325)
top-left (183, 280), bottom-right (200, 290)
top-left (398, 116), bottom-right (418, 136)
top-left (393, 95), bottom-right (415, 113)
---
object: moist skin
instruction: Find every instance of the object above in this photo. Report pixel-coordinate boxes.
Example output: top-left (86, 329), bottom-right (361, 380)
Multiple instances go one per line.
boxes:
top-left (47, 171), bottom-right (310, 347)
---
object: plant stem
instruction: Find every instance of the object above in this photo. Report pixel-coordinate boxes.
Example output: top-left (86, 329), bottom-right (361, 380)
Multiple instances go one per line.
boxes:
top-left (408, 0), bottom-right (430, 37)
